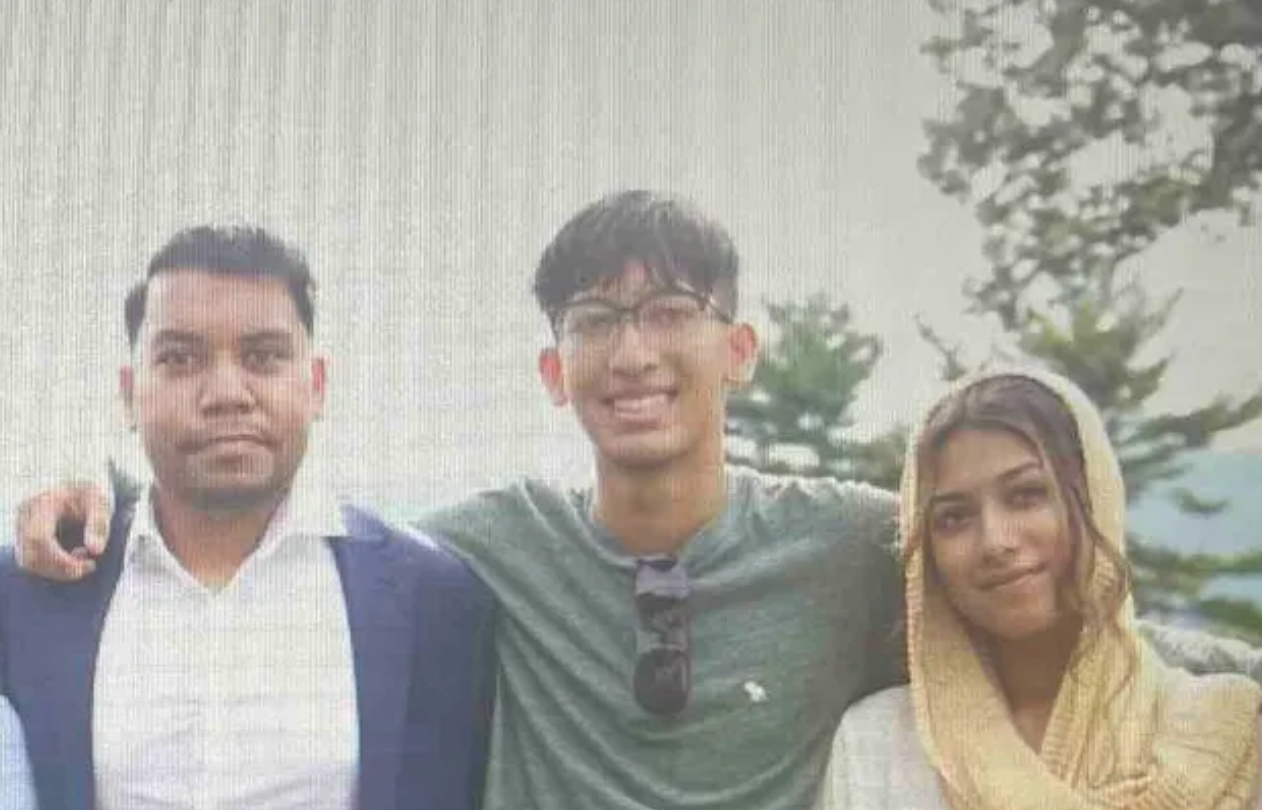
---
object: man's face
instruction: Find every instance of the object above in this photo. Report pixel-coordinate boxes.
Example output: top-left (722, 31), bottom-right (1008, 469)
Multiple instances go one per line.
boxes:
top-left (121, 269), bottom-right (325, 514)
top-left (539, 261), bottom-right (756, 472)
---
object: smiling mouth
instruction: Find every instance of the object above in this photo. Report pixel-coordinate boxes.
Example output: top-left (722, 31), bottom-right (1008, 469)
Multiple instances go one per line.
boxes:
top-left (606, 392), bottom-right (674, 419)
top-left (981, 568), bottom-right (1041, 591)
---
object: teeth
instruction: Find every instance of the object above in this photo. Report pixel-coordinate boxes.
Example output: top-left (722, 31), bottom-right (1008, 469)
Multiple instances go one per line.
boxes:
top-left (610, 393), bottom-right (669, 416)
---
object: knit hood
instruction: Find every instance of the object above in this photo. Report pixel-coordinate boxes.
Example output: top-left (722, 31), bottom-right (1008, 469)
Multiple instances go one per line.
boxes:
top-left (902, 367), bottom-right (1260, 810)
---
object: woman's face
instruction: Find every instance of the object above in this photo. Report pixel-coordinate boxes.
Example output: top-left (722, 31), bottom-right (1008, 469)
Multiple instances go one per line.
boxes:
top-left (925, 427), bottom-right (1077, 642)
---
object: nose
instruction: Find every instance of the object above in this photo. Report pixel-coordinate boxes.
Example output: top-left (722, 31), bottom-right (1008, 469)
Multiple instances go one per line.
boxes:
top-left (606, 314), bottom-right (657, 375)
top-left (199, 358), bottom-right (256, 415)
top-left (978, 503), bottom-right (1019, 558)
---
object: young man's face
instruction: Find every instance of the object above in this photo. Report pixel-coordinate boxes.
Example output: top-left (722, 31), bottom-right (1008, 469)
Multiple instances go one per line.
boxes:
top-left (121, 269), bottom-right (326, 513)
top-left (539, 261), bottom-right (756, 472)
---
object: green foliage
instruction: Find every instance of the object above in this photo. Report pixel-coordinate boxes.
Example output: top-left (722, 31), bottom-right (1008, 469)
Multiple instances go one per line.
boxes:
top-left (921, 0), bottom-right (1262, 324)
top-left (726, 294), bottom-right (905, 491)
top-left (1131, 540), bottom-right (1262, 643)
top-left (921, 0), bottom-right (1262, 635)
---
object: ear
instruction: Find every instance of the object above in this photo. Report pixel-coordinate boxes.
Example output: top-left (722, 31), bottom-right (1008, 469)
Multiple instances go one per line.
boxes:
top-left (310, 356), bottom-right (328, 419)
top-left (119, 365), bottom-right (137, 430)
top-left (538, 347), bottom-right (569, 407)
top-left (723, 323), bottom-right (759, 387)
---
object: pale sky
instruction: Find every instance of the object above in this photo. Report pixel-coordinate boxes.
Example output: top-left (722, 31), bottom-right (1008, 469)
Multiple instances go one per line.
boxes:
top-left (1, 2), bottom-right (1258, 511)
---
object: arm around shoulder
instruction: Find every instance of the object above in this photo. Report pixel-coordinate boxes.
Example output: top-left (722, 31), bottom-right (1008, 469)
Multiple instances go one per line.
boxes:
top-left (847, 486), bottom-right (907, 696)
top-left (1139, 620), bottom-right (1262, 682)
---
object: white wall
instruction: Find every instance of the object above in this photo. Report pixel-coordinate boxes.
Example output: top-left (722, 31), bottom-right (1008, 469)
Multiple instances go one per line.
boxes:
top-left (1, 1), bottom-right (1257, 510)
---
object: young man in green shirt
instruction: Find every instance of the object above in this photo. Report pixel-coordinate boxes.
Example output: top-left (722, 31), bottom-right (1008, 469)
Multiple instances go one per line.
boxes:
top-left (409, 190), bottom-right (902, 808)
top-left (16, 190), bottom-right (1262, 809)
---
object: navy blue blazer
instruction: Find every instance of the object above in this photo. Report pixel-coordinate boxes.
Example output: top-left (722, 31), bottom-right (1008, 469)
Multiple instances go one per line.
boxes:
top-left (0, 498), bottom-right (496, 810)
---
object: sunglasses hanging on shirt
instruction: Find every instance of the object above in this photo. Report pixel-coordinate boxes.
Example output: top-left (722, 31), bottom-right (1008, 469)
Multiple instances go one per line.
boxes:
top-left (633, 554), bottom-right (692, 717)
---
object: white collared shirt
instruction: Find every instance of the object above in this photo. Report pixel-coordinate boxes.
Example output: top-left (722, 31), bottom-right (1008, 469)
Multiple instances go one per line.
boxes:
top-left (0, 696), bottom-right (36, 810)
top-left (93, 480), bottom-right (360, 810)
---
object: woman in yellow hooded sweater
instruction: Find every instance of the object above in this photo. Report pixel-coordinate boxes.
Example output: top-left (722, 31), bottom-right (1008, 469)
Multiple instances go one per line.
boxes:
top-left (820, 368), bottom-right (1261, 809)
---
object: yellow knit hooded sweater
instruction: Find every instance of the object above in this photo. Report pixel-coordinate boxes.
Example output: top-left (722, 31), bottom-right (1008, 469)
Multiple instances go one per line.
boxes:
top-left (903, 368), bottom-right (1261, 810)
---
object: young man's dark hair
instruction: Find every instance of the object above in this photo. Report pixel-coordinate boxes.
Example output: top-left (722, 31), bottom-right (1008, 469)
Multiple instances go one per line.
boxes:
top-left (124, 225), bottom-right (315, 348)
top-left (532, 189), bottom-right (740, 328)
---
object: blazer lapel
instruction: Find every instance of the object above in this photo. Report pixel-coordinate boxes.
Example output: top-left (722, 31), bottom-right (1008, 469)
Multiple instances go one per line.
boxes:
top-left (18, 501), bottom-right (133, 810)
top-left (332, 528), bottom-right (414, 810)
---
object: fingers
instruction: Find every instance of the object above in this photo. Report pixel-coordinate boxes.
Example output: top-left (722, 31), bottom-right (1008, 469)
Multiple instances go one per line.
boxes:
top-left (15, 483), bottom-right (111, 582)
top-left (82, 484), bottom-right (112, 556)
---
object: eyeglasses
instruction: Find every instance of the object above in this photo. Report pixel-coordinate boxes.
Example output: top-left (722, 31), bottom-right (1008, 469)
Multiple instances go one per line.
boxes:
top-left (633, 554), bottom-right (691, 717)
top-left (554, 288), bottom-right (732, 347)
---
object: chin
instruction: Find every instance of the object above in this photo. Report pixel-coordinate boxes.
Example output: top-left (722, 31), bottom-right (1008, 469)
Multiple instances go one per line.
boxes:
top-left (598, 434), bottom-right (691, 466)
top-left (592, 431), bottom-right (690, 469)
top-left (978, 608), bottom-right (1070, 643)
top-left (189, 476), bottom-right (285, 512)
top-left (601, 449), bottom-right (680, 471)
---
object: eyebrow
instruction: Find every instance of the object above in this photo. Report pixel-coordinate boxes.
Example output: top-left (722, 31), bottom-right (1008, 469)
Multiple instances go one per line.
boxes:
top-left (148, 329), bottom-right (203, 346)
top-left (148, 329), bottom-right (296, 347)
top-left (928, 460), bottom-right (1044, 508)
top-left (239, 330), bottom-right (296, 346)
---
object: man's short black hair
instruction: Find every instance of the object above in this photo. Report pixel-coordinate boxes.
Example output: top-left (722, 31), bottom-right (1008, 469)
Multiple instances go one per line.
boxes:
top-left (125, 225), bottom-right (315, 349)
top-left (533, 190), bottom-right (740, 329)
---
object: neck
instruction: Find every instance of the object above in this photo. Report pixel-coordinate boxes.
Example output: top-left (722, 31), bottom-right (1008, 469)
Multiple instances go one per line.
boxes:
top-left (593, 453), bottom-right (728, 557)
top-left (150, 485), bottom-right (284, 590)
top-left (989, 619), bottom-right (1081, 750)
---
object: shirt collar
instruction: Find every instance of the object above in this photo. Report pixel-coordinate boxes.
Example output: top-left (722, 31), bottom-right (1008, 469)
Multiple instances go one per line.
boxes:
top-left (125, 468), bottom-right (351, 568)
top-left (267, 470), bottom-right (350, 542)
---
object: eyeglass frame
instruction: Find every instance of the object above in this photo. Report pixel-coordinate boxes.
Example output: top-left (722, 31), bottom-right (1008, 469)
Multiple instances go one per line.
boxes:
top-left (548, 285), bottom-right (734, 346)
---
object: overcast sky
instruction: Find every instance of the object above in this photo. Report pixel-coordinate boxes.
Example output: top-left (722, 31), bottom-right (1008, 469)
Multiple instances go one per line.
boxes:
top-left (1, 1), bottom-right (1258, 510)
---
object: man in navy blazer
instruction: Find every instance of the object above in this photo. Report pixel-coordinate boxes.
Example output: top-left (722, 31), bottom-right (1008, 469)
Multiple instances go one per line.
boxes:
top-left (0, 226), bottom-right (494, 810)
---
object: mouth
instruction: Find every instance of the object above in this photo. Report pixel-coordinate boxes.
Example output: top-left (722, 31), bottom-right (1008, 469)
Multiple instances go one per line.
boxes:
top-left (979, 567), bottom-right (1042, 591)
top-left (197, 434), bottom-right (269, 451)
top-left (604, 390), bottom-right (676, 421)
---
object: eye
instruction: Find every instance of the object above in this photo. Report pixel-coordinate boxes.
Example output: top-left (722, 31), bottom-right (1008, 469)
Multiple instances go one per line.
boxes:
top-left (243, 347), bottom-right (289, 372)
top-left (1008, 481), bottom-right (1050, 509)
top-left (640, 296), bottom-right (701, 331)
top-left (154, 347), bottom-right (199, 373)
top-left (564, 306), bottom-right (621, 337)
top-left (929, 504), bottom-right (972, 536)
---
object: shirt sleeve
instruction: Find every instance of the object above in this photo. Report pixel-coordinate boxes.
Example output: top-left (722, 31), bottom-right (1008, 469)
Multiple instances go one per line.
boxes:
top-left (852, 485), bottom-right (907, 696)
top-left (1138, 620), bottom-right (1262, 681)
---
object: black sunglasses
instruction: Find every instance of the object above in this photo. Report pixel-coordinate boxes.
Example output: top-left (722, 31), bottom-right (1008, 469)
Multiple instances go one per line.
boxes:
top-left (633, 554), bottom-right (691, 716)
